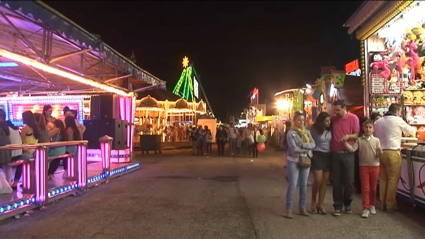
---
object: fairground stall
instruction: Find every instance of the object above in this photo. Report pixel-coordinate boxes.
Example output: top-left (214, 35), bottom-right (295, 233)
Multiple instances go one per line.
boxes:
top-left (311, 67), bottom-right (364, 117)
top-left (274, 88), bottom-right (315, 123)
top-left (133, 87), bottom-right (207, 150)
top-left (345, 0), bottom-right (425, 208)
top-left (0, 1), bottom-right (164, 219)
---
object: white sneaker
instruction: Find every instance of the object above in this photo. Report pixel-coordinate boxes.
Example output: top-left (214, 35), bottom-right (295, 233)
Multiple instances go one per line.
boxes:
top-left (361, 209), bottom-right (370, 218)
top-left (369, 206), bottom-right (376, 215)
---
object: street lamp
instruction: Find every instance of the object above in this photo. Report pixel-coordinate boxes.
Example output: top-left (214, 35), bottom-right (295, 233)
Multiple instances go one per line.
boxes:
top-left (306, 84), bottom-right (312, 89)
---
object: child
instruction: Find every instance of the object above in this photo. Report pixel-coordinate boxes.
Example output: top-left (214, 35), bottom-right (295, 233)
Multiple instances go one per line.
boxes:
top-left (236, 134), bottom-right (242, 155)
top-left (343, 120), bottom-right (382, 218)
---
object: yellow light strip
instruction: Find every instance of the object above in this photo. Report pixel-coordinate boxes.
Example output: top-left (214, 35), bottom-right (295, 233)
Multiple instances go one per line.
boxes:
top-left (0, 48), bottom-right (132, 97)
top-left (357, 0), bottom-right (414, 40)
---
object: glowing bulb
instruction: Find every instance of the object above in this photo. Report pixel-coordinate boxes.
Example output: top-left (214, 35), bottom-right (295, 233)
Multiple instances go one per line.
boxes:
top-left (0, 49), bottom-right (132, 97)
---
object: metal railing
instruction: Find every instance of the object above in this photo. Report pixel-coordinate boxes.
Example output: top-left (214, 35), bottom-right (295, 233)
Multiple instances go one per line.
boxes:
top-left (0, 141), bottom-right (88, 204)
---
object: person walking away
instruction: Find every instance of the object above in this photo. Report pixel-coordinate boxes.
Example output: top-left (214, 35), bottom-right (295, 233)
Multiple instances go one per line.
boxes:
top-left (196, 126), bottom-right (206, 156)
top-left (204, 126), bottom-right (213, 155)
top-left (281, 121), bottom-right (292, 152)
top-left (243, 124), bottom-right (253, 155)
top-left (252, 126), bottom-right (262, 158)
top-left (284, 112), bottom-right (315, 219)
top-left (343, 120), bottom-right (382, 218)
top-left (330, 100), bottom-right (360, 216)
top-left (216, 125), bottom-right (228, 156)
top-left (228, 123), bottom-right (239, 156)
top-left (310, 112), bottom-right (332, 214)
top-left (236, 134), bottom-right (242, 155)
top-left (374, 103), bottom-right (416, 212)
top-left (189, 127), bottom-right (197, 155)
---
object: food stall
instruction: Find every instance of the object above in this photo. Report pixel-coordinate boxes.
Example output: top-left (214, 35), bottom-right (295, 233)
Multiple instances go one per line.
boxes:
top-left (0, 0), bottom-right (164, 219)
top-left (345, 0), bottom-right (425, 207)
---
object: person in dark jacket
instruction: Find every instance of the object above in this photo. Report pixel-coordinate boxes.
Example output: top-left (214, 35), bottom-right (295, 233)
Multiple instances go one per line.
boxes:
top-left (216, 125), bottom-right (228, 156)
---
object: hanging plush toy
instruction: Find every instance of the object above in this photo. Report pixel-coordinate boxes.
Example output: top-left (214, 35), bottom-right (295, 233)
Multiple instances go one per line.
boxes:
top-left (370, 54), bottom-right (391, 79)
top-left (405, 41), bottom-right (419, 85)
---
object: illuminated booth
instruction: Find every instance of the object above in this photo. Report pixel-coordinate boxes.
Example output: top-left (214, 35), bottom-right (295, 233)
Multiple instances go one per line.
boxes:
top-left (0, 1), bottom-right (165, 220)
top-left (345, 0), bottom-right (425, 208)
top-left (133, 87), bottom-right (207, 149)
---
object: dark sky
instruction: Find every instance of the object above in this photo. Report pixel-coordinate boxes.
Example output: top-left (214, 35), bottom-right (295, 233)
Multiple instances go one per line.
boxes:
top-left (44, 1), bottom-right (362, 120)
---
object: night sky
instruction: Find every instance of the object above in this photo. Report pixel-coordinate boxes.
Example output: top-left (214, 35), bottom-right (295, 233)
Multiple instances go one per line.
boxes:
top-left (44, 1), bottom-right (363, 120)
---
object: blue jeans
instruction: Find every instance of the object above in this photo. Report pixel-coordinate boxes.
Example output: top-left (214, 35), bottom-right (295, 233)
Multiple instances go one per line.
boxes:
top-left (285, 160), bottom-right (310, 210)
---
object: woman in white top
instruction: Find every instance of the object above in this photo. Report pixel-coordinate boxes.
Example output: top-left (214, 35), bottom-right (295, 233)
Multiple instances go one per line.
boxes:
top-left (6, 120), bottom-right (23, 189)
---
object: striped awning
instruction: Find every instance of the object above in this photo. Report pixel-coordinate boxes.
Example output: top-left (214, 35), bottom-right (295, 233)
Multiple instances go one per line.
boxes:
top-left (356, 1), bottom-right (415, 40)
top-left (345, 1), bottom-right (388, 35)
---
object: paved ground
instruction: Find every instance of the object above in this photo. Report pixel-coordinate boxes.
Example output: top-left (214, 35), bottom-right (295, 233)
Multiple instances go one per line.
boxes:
top-left (0, 148), bottom-right (425, 239)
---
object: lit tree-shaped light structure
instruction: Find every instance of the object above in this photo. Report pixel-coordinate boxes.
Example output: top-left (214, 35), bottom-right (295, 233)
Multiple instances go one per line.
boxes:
top-left (172, 56), bottom-right (195, 102)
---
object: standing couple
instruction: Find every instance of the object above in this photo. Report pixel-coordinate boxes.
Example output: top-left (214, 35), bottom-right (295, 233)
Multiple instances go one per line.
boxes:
top-left (284, 100), bottom-right (360, 218)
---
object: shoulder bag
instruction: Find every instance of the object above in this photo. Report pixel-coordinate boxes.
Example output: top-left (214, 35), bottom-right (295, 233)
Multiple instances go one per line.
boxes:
top-left (291, 132), bottom-right (311, 168)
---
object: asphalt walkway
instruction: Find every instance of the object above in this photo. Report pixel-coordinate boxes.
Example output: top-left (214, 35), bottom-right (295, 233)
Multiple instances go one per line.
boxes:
top-left (0, 149), bottom-right (424, 239)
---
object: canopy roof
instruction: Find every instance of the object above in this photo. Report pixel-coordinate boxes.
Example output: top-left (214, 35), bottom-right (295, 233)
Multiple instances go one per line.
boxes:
top-left (137, 88), bottom-right (181, 101)
top-left (0, 0), bottom-right (166, 96)
top-left (344, 0), bottom-right (415, 40)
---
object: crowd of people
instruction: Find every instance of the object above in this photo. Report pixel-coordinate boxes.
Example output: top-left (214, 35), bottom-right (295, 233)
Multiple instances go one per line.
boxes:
top-left (188, 123), bottom-right (264, 158)
top-left (283, 100), bottom-right (416, 219)
top-left (0, 105), bottom-right (86, 192)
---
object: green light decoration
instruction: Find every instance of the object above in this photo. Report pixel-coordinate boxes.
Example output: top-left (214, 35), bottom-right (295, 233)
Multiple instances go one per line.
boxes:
top-left (173, 56), bottom-right (195, 102)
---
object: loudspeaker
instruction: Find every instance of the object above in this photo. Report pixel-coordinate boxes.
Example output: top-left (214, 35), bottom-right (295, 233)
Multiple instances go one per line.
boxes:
top-left (98, 119), bottom-right (126, 150)
top-left (121, 120), bottom-right (128, 148)
top-left (83, 119), bottom-right (127, 150)
top-left (83, 120), bottom-right (100, 149)
top-left (90, 95), bottom-right (118, 120)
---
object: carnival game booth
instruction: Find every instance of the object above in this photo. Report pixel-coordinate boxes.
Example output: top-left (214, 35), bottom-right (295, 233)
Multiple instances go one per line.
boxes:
top-left (0, 0), bottom-right (166, 219)
top-left (274, 88), bottom-right (315, 122)
top-left (312, 71), bottom-right (364, 117)
top-left (345, 0), bottom-right (425, 208)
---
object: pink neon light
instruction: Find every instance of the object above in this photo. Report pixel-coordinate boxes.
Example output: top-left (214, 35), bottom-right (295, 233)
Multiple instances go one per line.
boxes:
top-left (100, 141), bottom-right (111, 170)
top-left (86, 148), bottom-right (130, 163)
top-left (129, 97), bottom-right (135, 152)
top-left (77, 145), bottom-right (87, 188)
top-left (119, 97), bottom-right (125, 120)
top-left (11, 103), bottom-right (79, 121)
top-left (66, 156), bottom-right (73, 178)
top-left (34, 148), bottom-right (46, 203)
top-left (22, 163), bottom-right (30, 190)
top-left (82, 146), bottom-right (87, 187)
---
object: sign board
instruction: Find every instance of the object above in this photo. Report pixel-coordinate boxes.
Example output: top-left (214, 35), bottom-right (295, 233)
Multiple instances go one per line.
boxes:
top-left (371, 76), bottom-right (385, 94)
top-left (193, 77), bottom-right (199, 98)
top-left (345, 59), bottom-right (359, 73)
top-left (346, 69), bottom-right (361, 76)
top-left (370, 72), bottom-right (400, 95)
top-left (255, 116), bottom-right (273, 122)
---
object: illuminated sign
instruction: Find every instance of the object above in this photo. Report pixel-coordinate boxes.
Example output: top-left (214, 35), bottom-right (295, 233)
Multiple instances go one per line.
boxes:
top-left (345, 59), bottom-right (359, 73)
top-left (255, 116), bottom-right (273, 122)
top-left (193, 77), bottom-right (199, 98)
top-left (11, 103), bottom-right (80, 122)
top-left (346, 69), bottom-right (362, 76)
